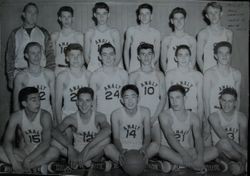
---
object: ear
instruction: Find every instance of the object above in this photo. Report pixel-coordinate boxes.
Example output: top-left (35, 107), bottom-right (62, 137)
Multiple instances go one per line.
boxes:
top-left (107, 12), bottom-right (110, 18)
top-left (21, 101), bottom-right (27, 108)
top-left (58, 16), bottom-right (62, 22)
top-left (137, 55), bottom-right (141, 61)
top-left (170, 18), bottom-right (174, 25)
top-left (24, 53), bottom-right (29, 60)
top-left (174, 56), bottom-right (178, 63)
top-left (65, 56), bottom-right (69, 63)
top-left (93, 12), bottom-right (97, 18)
top-left (214, 54), bottom-right (218, 61)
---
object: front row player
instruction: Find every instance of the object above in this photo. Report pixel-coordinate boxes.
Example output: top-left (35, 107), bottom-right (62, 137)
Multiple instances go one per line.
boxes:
top-left (0, 87), bottom-right (56, 173)
top-left (209, 88), bottom-right (247, 175)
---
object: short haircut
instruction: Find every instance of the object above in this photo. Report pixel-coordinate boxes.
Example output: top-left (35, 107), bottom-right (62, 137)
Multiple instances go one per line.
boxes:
top-left (213, 41), bottom-right (232, 54)
top-left (98, 43), bottom-right (116, 55)
top-left (18, 87), bottom-right (39, 104)
top-left (57, 6), bottom-right (74, 17)
top-left (175, 44), bottom-right (191, 57)
top-left (93, 2), bottom-right (109, 13)
top-left (23, 2), bottom-right (39, 13)
top-left (168, 84), bottom-right (186, 97)
top-left (64, 43), bottom-right (83, 56)
top-left (137, 42), bottom-right (154, 55)
top-left (219, 88), bottom-right (237, 100)
top-left (77, 87), bottom-right (94, 100)
top-left (24, 42), bottom-right (42, 55)
top-left (169, 7), bottom-right (187, 31)
top-left (121, 84), bottom-right (139, 97)
top-left (137, 3), bottom-right (153, 14)
top-left (204, 2), bottom-right (223, 14)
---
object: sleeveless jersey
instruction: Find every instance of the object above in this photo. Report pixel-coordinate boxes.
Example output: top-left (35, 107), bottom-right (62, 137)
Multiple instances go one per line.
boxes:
top-left (203, 27), bottom-right (228, 72)
top-left (209, 68), bottom-right (236, 113)
top-left (136, 70), bottom-right (160, 116)
top-left (96, 68), bottom-right (127, 123)
top-left (26, 70), bottom-right (52, 114)
top-left (62, 70), bottom-right (88, 118)
top-left (166, 33), bottom-right (193, 71)
top-left (211, 110), bottom-right (239, 145)
top-left (120, 107), bottom-right (144, 150)
top-left (73, 111), bottom-right (100, 152)
top-left (21, 109), bottom-right (43, 154)
top-left (88, 29), bottom-right (114, 72)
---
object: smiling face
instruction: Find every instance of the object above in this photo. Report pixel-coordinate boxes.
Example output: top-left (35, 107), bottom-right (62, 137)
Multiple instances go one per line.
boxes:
top-left (169, 91), bottom-right (185, 111)
top-left (171, 12), bottom-right (185, 31)
top-left (215, 46), bottom-right (231, 66)
top-left (25, 45), bottom-right (42, 66)
top-left (220, 93), bottom-right (236, 113)
top-left (59, 11), bottom-right (73, 28)
top-left (22, 93), bottom-right (40, 113)
top-left (138, 8), bottom-right (152, 24)
top-left (138, 48), bottom-right (154, 66)
top-left (176, 48), bottom-right (190, 67)
top-left (122, 89), bottom-right (139, 110)
top-left (206, 6), bottom-right (222, 24)
top-left (77, 93), bottom-right (93, 114)
top-left (66, 49), bottom-right (83, 68)
top-left (100, 47), bottom-right (116, 67)
top-left (23, 5), bottom-right (38, 26)
top-left (94, 8), bottom-right (109, 25)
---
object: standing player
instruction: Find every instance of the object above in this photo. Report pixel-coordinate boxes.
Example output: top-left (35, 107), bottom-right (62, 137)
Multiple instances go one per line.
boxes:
top-left (197, 2), bottom-right (233, 73)
top-left (129, 43), bottom-right (165, 144)
top-left (56, 44), bottom-right (91, 124)
top-left (165, 45), bottom-right (203, 119)
top-left (209, 88), bottom-right (247, 175)
top-left (13, 42), bottom-right (55, 119)
top-left (90, 43), bottom-right (128, 123)
top-left (51, 6), bottom-right (84, 76)
top-left (161, 7), bottom-right (196, 73)
top-left (85, 2), bottom-right (121, 72)
top-left (124, 3), bottom-right (161, 73)
top-left (0, 87), bottom-right (56, 173)
top-left (5, 2), bottom-right (54, 90)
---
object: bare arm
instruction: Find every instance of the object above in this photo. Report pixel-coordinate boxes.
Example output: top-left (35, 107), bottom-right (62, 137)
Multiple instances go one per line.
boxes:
top-left (239, 113), bottom-right (248, 150)
top-left (153, 31), bottom-right (161, 68)
top-left (111, 111), bottom-right (123, 153)
top-left (234, 70), bottom-right (241, 110)
top-left (13, 73), bottom-right (25, 112)
top-left (196, 73), bottom-right (204, 120)
top-left (197, 30), bottom-right (207, 73)
top-left (142, 108), bottom-right (151, 149)
top-left (111, 29), bottom-right (121, 66)
top-left (84, 29), bottom-right (93, 65)
top-left (160, 37), bottom-right (169, 73)
top-left (203, 71), bottom-right (212, 118)
top-left (55, 73), bottom-right (65, 123)
top-left (124, 28), bottom-right (133, 71)
top-left (190, 37), bottom-right (197, 69)
top-left (46, 70), bottom-right (56, 125)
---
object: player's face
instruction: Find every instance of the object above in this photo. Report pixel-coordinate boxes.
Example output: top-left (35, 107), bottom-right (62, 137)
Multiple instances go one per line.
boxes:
top-left (139, 8), bottom-right (152, 24)
top-left (94, 8), bottom-right (109, 25)
top-left (77, 93), bottom-right (93, 114)
top-left (23, 93), bottom-right (40, 113)
top-left (215, 46), bottom-right (231, 66)
top-left (139, 49), bottom-right (154, 66)
top-left (67, 50), bottom-right (83, 68)
top-left (206, 6), bottom-right (222, 24)
top-left (220, 94), bottom-right (236, 113)
top-left (171, 13), bottom-right (185, 30)
top-left (26, 46), bottom-right (42, 65)
top-left (122, 90), bottom-right (139, 110)
top-left (23, 5), bottom-right (38, 25)
top-left (176, 49), bottom-right (190, 67)
top-left (169, 91), bottom-right (185, 111)
top-left (59, 11), bottom-right (73, 27)
top-left (100, 47), bottom-right (116, 66)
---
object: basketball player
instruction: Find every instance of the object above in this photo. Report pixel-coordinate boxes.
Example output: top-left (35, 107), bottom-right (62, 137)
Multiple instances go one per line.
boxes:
top-left (90, 43), bottom-right (128, 123)
top-left (5, 2), bottom-right (54, 89)
top-left (129, 42), bottom-right (165, 144)
top-left (51, 6), bottom-right (84, 75)
top-left (209, 88), bottom-right (247, 175)
top-left (0, 87), bottom-right (56, 173)
top-left (197, 2), bottom-right (233, 73)
top-left (159, 85), bottom-right (219, 172)
top-left (50, 87), bottom-right (111, 170)
top-left (161, 7), bottom-right (196, 73)
top-left (13, 42), bottom-right (55, 121)
top-left (56, 43), bottom-right (91, 124)
top-left (85, 2), bottom-right (121, 72)
top-left (124, 3), bottom-right (161, 73)
top-left (165, 45), bottom-right (203, 119)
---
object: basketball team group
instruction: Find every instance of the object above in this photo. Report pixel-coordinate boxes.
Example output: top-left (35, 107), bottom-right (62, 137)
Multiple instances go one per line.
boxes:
top-left (0, 1), bottom-right (248, 175)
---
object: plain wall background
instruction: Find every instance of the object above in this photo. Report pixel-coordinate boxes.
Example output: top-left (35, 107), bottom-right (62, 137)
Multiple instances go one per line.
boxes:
top-left (0, 0), bottom-right (249, 138)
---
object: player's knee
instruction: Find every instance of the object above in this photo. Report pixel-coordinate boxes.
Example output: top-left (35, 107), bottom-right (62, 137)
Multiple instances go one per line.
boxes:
top-left (216, 138), bottom-right (232, 152)
top-left (104, 143), bottom-right (115, 155)
top-left (150, 141), bottom-right (160, 152)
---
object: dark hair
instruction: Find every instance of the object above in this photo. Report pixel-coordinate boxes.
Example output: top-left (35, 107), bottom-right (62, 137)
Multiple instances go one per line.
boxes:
top-left (57, 6), bottom-right (74, 17)
top-left (137, 42), bottom-right (154, 55)
top-left (219, 88), bottom-right (237, 100)
top-left (175, 44), bottom-right (191, 57)
top-left (168, 84), bottom-right (186, 97)
top-left (214, 41), bottom-right (232, 54)
top-left (98, 43), bottom-right (116, 55)
top-left (121, 84), bottom-right (139, 97)
top-left (64, 43), bottom-right (83, 56)
top-left (202, 2), bottom-right (222, 25)
top-left (77, 87), bottom-right (94, 100)
top-left (22, 2), bottom-right (39, 13)
top-left (92, 2), bottom-right (110, 25)
top-left (169, 7), bottom-right (186, 31)
top-left (24, 42), bottom-right (42, 55)
top-left (18, 87), bottom-right (39, 104)
top-left (136, 3), bottom-right (153, 24)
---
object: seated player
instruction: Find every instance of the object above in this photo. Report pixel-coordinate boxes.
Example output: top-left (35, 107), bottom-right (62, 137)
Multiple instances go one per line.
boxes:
top-left (0, 87), bottom-right (56, 174)
top-left (209, 88), bottom-right (247, 175)
top-left (158, 85), bottom-right (220, 173)
top-left (50, 87), bottom-right (111, 172)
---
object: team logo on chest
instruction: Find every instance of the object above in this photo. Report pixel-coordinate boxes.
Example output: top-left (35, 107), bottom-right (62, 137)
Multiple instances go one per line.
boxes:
top-left (69, 85), bottom-right (84, 102)
top-left (140, 80), bottom-right (158, 95)
top-left (174, 81), bottom-right (193, 93)
top-left (95, 39), bottom-right (111, 51)
top-left (225, 127), bottom-right (238, 141)
top-left (59, 42), bottom-right (69, 54)
top-left (218, 85), bottom-right (235, 96)
top-left (25, 129), bottom-right (41, 144)
top-left (34, 85), bottom-right (47, 100)
top-left (174, 129), bottom-right (190, 142)
top-left (104, 83), bottom-right (121, 100)
top-left (123, 124), bottom-right (141, 138)
top-left (78, 131), bottom-right (97, 143)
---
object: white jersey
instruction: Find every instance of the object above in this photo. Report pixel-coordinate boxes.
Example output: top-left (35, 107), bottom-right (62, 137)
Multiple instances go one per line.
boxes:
top-left (73, 111), bottom-right (100, 152)
top-left (96, 68), bottom-right (127, 123)
top-left (26, 70), bottom-right (52, 114)
top-left (203, 27), bottom-right (228, 72)
top-left (88, 29), bottom-right (114, 72)
top-left (120, 107), bottom-right (144, 150)
top-left (209, 67), bottom-right (236, 113)
top-left (211, 110), bottom-right (239, 145)
top-left (21, 109), bottom-right (43, 154)
top-left (135, 70), bottom-right (160, 116)
top-left (167, 69), bottom-right (199, 112)
top-left (62, 70), bottom-right (88, 118)
top-left (166, 33), bottom-right (193, 71)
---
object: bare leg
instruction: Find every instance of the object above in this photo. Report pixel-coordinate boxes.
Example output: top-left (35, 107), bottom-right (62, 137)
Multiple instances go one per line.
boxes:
top-left (146, 141), bottom-right (159, 159)
top-left (151, 122), bottom-right (161, 144)
top-left (0, 146), bottom-right (10, 163)
top-left (204, 146), bottom-right (218, 162)
top-left (158, 145), bottom-right (183, 165)
top-left (104, 144), bottom-right (120, 163)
